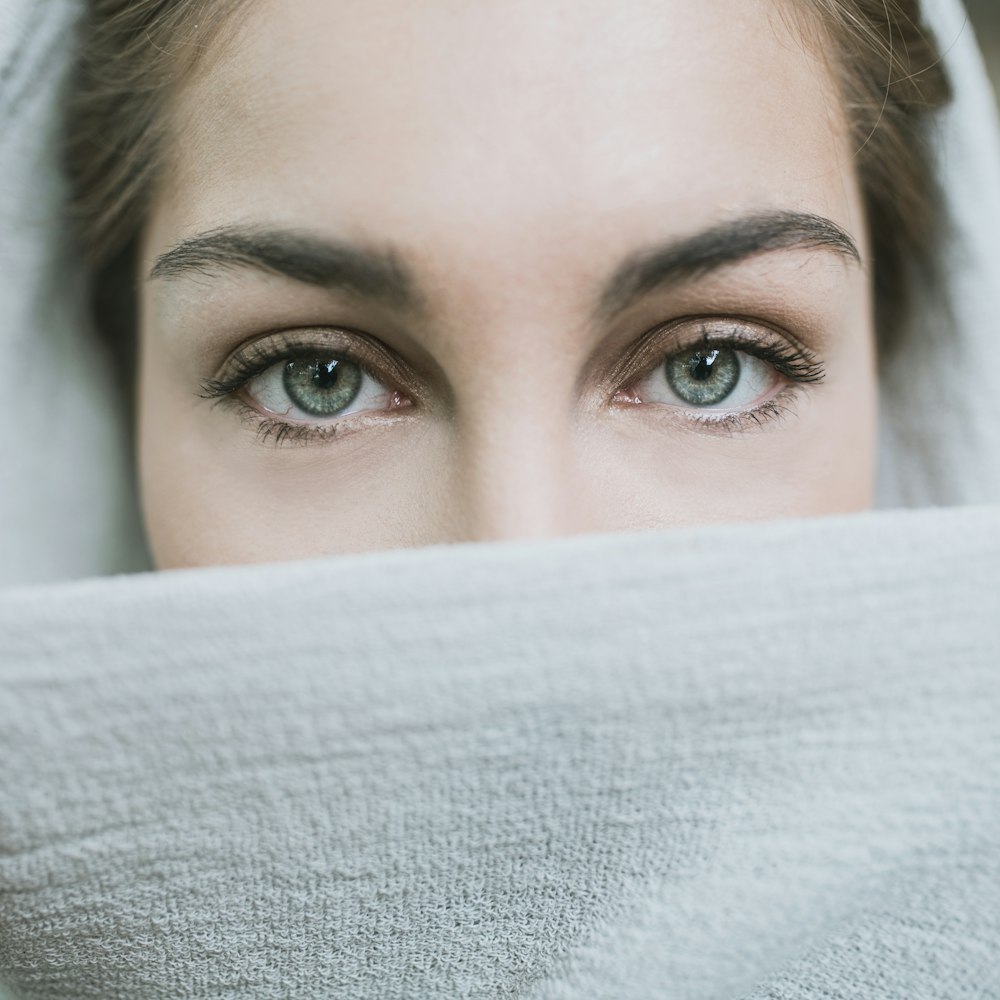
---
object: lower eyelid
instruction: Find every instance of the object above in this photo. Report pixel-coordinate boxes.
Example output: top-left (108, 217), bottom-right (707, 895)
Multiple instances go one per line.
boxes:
top-left (613, 380), bottom-right (806, 433)
top-left (243, 389), bottom-right (408, 425)
top-left (693, 386), bottom-right (804, 434)
top-left (228, 395), bottom-right (416, 446)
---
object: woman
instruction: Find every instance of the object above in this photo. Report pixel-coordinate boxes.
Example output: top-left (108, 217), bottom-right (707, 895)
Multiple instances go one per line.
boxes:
top-left (0, 0), bottom-right (998, 997)
top-left (63, 0), bottom-right (947, 566)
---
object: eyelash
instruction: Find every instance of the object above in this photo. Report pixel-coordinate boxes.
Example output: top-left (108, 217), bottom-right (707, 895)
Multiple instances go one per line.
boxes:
top-left (617, 323), bottom-right (824, 435)
top-left (200, 322), bottom-right (825, 445)
top-left (201, 343), bottom-right (360, 399)
top-left (200, 332), bottom-right (405, 445)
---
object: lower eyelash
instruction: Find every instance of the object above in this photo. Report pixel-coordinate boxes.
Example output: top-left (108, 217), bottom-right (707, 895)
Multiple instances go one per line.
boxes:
top-left (209, 394), bottom-right (346, 446)
top-left (676, 384), bottom-right (803, 436)
top-left (254, 418), bottom-right (342, 446)
top-left (231, 386), bottom-right (803, 445)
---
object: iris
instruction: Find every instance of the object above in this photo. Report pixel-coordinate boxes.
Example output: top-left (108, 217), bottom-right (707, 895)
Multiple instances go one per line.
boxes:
top-left (282, 358), bottom-right (363, 416)
top-left (665, 348), bottom-right (740, 406)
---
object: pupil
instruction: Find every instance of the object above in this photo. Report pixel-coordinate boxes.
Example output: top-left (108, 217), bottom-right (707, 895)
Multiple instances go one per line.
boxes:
top-left (691, 350), bottom-right (720, 382)
top-left (314, 360), bottom-right (340, 390)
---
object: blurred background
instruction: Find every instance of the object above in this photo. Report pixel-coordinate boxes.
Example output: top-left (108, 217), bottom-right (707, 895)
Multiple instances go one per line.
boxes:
top-left (967, 0), bottom-right (1000, 101)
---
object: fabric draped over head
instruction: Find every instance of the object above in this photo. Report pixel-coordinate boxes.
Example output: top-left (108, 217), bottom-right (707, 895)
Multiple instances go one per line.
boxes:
top-left (1, 1), bottom-right (999, 998)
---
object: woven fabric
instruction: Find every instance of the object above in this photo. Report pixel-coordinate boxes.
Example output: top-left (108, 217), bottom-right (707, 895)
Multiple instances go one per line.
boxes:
top-left (1, 0), bottom-right (999, 996)
top-left (1, 508), bottom-right (999, 998)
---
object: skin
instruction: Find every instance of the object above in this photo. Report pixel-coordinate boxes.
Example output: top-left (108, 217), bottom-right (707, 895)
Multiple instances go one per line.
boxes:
top-left (138, 0), bottom-right (877, 569)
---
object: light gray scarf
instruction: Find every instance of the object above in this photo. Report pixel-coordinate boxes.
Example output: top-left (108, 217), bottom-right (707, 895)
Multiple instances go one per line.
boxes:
top-left (1, 1), bottom-right (998, 997)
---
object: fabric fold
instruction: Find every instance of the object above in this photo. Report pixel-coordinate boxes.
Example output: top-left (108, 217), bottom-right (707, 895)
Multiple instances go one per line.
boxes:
top-left (2, 508), bottom-right (998, 998)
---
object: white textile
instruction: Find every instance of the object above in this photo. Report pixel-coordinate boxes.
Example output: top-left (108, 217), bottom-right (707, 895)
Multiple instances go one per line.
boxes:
top-left (1, 0), bottom-right (999, 996)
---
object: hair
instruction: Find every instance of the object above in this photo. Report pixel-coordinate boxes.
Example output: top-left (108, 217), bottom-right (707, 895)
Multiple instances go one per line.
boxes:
top-left (786, 0), bottom-right (953, 348)
top-left (62, 0), bottom-right (953, 378)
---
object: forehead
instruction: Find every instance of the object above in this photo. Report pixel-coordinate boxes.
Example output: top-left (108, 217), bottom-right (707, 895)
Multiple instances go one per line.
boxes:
top-left (151, 0), bottom-right (856, 282)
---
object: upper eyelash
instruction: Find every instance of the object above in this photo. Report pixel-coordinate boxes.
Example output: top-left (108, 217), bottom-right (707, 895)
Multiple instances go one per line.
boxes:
top-left (717, 336), bottom-right (824, 384)
top-left (203, 327), bottom-right (824, 397)
top-left (199, 344), bottom-right (369, 399)
top-left (611, 323), bottom-right (824, 435)
top-left (620, 323), bottom-right (826, 391)
top-left (201, 322), bottom-right (825, 442)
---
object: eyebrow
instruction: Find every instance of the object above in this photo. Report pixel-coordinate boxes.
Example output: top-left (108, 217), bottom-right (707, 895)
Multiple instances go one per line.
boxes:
top-left (594, 210), bottom-right (861, 321)
top-left (149, 210), bottom-right (861, 321)
top-left (149, 225), bottom-right (422, 312)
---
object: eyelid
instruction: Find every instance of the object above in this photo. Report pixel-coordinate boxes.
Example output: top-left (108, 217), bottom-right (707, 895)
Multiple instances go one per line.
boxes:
top-left (203, 326), bottom-right (426, 401)
top-left (604, 316), bottom-right (823, 394)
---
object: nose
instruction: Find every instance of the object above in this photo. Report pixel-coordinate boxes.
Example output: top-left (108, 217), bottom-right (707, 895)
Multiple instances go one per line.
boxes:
top-left (443, 406), bottom-right (594, 543)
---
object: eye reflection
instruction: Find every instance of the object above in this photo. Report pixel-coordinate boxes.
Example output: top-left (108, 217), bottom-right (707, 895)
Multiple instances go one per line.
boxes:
top-left (200, 315), bottom-right (825, 447)
top-left (283, 358), bottom-right (363, 415)
top-left (247, 354), bottom-right (393, 421)
top-left (636, 345), bottom-right (779, 411)
top-left (666, 347), bottom-right (741, 406)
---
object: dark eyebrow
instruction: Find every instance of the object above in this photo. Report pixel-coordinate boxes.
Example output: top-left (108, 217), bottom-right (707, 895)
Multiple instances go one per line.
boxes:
top-left (150, 210), bottom-right (860, 322)
top-left (594, 210), bottom-right (861, 322)
top-left (149, 225), bottom-right (422, 313)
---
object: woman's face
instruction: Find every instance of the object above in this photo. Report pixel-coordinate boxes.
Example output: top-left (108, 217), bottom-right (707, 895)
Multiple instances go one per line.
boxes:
top-left (139, 0), bottom-right (876, 569)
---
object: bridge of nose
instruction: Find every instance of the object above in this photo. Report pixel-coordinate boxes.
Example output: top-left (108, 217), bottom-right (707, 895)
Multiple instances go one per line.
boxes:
top-left (417, 294), bottom-right (609, 542)
top-left (441, 396), bottom-right (586, 542)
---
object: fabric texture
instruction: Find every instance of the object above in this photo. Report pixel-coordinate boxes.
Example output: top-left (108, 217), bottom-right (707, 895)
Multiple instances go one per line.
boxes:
top-left (1, 0), bottom-right (999, 997)
top-left (0, 0), bottom-right (144, 587)
top-left (876, 0), bottom-right (1000, 506)
top-left (2, 508), bottom-right (999, 999)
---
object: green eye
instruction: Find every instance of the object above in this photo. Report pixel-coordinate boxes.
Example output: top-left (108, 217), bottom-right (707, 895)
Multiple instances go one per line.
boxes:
top-left (282, 358), bottom-right (364, 416)
top-left (665, 347), bottom-right (740, 406)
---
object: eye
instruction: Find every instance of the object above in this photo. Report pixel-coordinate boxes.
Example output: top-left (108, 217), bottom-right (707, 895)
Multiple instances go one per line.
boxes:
top-left (636, 345), bottom-right (778, 410)
top-left (247, 355), bottom-right (395, 422)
